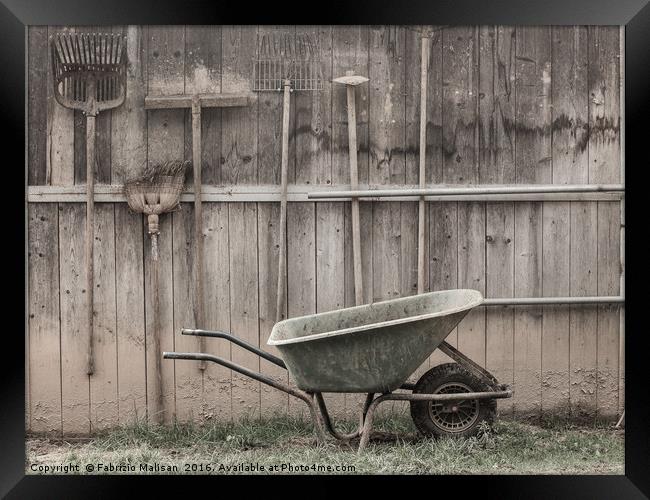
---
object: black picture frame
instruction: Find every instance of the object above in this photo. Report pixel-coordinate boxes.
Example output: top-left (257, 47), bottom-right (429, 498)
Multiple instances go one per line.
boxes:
top-left (4, 0), bottom-right (649, 497)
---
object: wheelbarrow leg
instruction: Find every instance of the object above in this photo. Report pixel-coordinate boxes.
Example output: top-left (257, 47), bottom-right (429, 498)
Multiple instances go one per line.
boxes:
top-left (357, 393), bottom-right (389, 453)
top-left (306, 393), bottom-right (329, 445)
top-left (315, 393), bottom-right (366, 441)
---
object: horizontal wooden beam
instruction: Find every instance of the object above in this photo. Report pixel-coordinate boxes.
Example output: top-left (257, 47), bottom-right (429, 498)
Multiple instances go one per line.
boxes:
top-left (144, 92), bottom-right (256, 109)
top-left (26, 184), bottom-right (625, 203)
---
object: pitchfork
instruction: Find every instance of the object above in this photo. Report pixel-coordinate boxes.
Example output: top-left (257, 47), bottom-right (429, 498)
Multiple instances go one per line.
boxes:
top-left (50, 32), bottom-right (127, 374)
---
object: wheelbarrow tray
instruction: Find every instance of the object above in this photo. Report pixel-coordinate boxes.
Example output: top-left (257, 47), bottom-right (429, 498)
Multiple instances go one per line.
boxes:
top-left (268, 289), bottom-right (483, 393)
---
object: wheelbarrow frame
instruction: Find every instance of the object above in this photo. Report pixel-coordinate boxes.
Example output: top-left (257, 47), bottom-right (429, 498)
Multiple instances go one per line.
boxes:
top-left (164, 328), bottom-right (512, 453)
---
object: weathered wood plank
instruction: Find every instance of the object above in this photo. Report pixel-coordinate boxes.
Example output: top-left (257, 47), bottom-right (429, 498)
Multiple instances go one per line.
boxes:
top-left (479, 26), bottom-right (516, 184)
top-left (588, 26), bottom-right (621, 184)
top-left (516, 26), bottom-right (553, 420)
top-left (332, 26), bottom-right (370, 186)
top-left (114, 205), bottom-right (146, 425)
top-left (184, 25), bottom-right (222, 185)
top-left (596, 202), bottom-right (621, 418)
top-left (221, 26), bottom-right (258, 184)
top-left (294, 25), bottom-right (332, 185)
top-left (400, 203), bottom-right (420, 296)
top-left (480, 26), bottom-right (516, 414)
top-left (47, 26), bottom-right (75, 186)
top-left (589, 26), bottom-right (622, 420)
top-left (202, 203), bottom-right (232, 421)
top-left (428, 202), bottom-right (458, 367)
top-left (28, 204), bottom-right (62, 433)
top-left (457, 202), bottom-right (486, 366)
top-left (89, 203), bottom-right (118, 432)
top-left (372, 200), bottom-right (401, 416)
top-left (372, 203), bottom-right (401, 303)
top-left (28, 27), bottom-right (49, 186)
top-left (369, 26), bottom-right (406, 185)
top-left (393, 182), bottom-right (419, 408)
top-left (147, 25), bottom-right (186, 165)
top-left (145, 25), bottom-right (186, 423)
top-left (111, 25), bottom-right (148, 184)
top-left (515, 27), bottom-right (552, 184)
top-left (258, 203), bottom-right (289, 416)
top-left (442, 26), bottom-right (479, 184)
top-left (401, 199), bottom-right (425, 384)
top-left (287, 202), bottom-right (316, 416)
top-left (569, 202), bottom-right (598, 418)
top-left (401, 32), bottom-right (423, 301)
top-left (486, 202), bottom-right (515, 415)
top-left (443, 25), bottom-right (483, 379)
top-left (513, 202), bottom-right (543, 418)
top-left (59, 203), bottom-right (90, 434)
top-left (74, 26), bottom-right (112, 185)
top-left (147, 25), bottom-right (185, 95)
top-left (316, 203), bottom-right (346, 417)
top-left (552, 26), bottom-right (588, 185)
top-left (541, 202), bottom-right (571, 416)
top-left (172, 204), bottom-right (204, 422)
top-left (229, 203), bottom-right (260, 419)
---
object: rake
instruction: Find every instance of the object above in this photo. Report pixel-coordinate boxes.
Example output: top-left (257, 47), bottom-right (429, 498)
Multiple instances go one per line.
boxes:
top-left (253, 32), bottom-right (323, 323)
top-left (51, 32), bottom-right (127, 375)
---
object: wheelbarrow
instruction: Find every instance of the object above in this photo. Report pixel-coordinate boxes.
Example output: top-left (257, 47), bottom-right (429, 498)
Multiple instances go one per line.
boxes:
top-left (163, 289), bottom-right (513, 452)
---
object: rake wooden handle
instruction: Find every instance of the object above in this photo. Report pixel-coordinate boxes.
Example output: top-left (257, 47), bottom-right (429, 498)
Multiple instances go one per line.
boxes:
top-left (275, 81), bottom-right (292, 323)
top-left (192, 96), bottom-right (206, 370)
top-left (417, 37), bottom-right (430, 295)
top-left (151, 255), bottom-right (163, 423)
top-left (85, 113), bottom-right (96, 375)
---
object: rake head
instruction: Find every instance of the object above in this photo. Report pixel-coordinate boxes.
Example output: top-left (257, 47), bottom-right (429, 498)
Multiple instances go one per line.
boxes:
top-left (253, 32), bottom-right (323, 91)
top-left (50, 32), bottom-right (127, 115)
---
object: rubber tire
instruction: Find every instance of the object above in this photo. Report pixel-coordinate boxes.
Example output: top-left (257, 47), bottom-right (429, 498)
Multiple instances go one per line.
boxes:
top-left (410, 363), bottom-right (497, 439)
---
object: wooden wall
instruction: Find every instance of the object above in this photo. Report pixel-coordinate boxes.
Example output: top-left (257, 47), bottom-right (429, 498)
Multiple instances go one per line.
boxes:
top-left (26, 25), bottom-right (623, 434)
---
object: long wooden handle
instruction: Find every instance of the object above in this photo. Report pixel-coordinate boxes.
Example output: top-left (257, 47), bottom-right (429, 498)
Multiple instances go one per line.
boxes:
top-left (85, 113), bottom-right (96, 375)
top-left (346, 83), bottom-right (363, 306)
top-left (275, 81), bottom-right (291, 323)
top-left (152, 254), bottom-right (163, 423)
top-left (417, 37), bottom-right (430, 295)
top-left (192, 97), bottom-right (206, 370)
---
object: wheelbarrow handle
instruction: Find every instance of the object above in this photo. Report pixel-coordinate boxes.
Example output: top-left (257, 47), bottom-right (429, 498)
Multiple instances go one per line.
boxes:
top-left (180, 328), bottom-right (287, 369)
top-left (163, 351), bottom-right (310, 404)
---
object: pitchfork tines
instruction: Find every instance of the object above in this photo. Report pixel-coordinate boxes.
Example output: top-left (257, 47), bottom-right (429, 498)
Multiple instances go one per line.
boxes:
top-left (51, 32), bottom-right (127, 115)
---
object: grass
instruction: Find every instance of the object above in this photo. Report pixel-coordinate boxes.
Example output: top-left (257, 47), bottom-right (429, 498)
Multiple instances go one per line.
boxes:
top-left (26, 414), bottom-right (624, 475)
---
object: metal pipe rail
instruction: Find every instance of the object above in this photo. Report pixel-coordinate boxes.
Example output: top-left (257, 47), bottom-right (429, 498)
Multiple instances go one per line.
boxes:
top-left (482, 296), bottom-right (624, 306)
top-left (307, 183), bottom-right (625, 200)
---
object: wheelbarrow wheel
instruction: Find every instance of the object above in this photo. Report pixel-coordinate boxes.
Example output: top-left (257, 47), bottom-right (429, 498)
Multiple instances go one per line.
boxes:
top-left (410, 363), bottom-right (496, 439)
